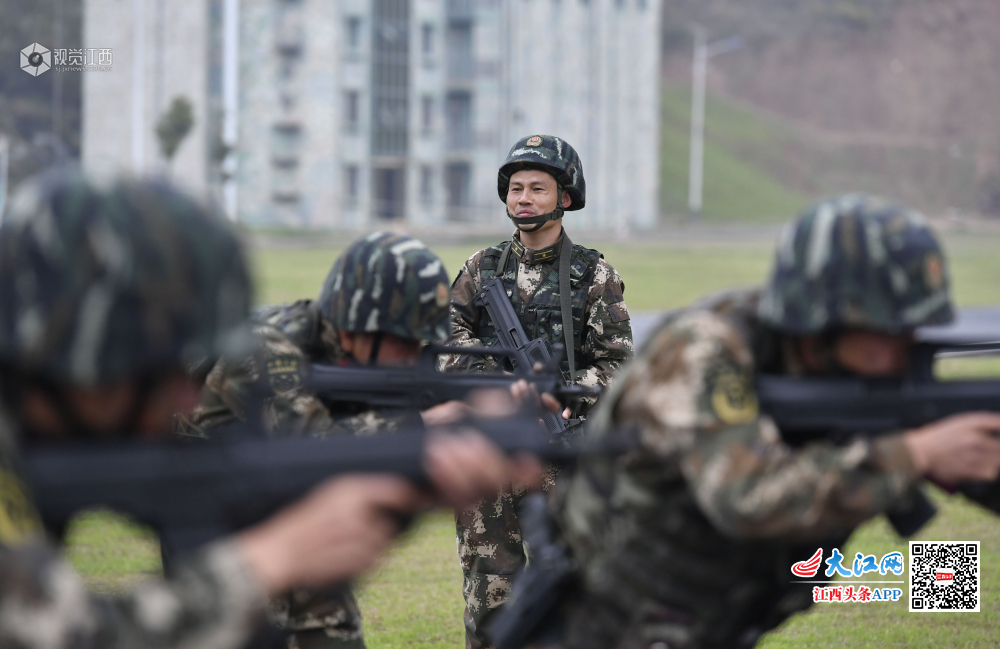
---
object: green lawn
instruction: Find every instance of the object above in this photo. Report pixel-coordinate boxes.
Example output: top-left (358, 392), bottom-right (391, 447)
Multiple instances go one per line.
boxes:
top-left (67, 233), bottom-right (1000, 648)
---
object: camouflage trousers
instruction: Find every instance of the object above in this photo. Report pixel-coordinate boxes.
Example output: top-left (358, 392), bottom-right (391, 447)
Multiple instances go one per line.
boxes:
top-left (272, 585), bottom-right (366, 649)
top-left (455, 483), bottom-right (533, 649)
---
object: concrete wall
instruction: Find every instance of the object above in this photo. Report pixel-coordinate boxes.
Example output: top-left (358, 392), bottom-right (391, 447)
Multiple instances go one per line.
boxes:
top-left (471, 0), bottom-right (662, 230)
top-left (83, 0), bottom-right (211, 199)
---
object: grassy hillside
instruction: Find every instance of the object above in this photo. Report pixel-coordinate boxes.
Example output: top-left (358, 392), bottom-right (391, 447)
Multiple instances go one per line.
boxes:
top-left (660, 84), bottom-right (809, 221)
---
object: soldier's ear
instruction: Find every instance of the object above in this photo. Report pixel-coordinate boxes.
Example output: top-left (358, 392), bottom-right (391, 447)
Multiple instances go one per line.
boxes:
top-left (562, 191), bottom-right (571, 209)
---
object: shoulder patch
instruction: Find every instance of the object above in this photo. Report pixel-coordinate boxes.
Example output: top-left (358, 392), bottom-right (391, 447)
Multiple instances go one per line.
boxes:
top-left (435, 282), bottom-right (450, 308)
top-left (710, 369), bottom-right (759, 425)
top-left (266, 355), bottom-right (303, 394)
top-left (0, 470), bottom-right (41, 546)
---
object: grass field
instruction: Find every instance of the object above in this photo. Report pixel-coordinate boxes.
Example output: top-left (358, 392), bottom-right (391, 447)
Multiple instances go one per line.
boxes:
top-left (66, 232), bottom-right (1000, 648)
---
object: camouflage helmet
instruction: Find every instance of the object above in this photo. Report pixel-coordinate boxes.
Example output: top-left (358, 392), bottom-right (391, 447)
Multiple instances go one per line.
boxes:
top-left (498, 135), bottom-right (586, 217)
top-left (317, 232), bottom-right (451, 343)
top-left (0, 170), bottom-right (253, 386)
top-left (758, 194), bottom-right (954, 335)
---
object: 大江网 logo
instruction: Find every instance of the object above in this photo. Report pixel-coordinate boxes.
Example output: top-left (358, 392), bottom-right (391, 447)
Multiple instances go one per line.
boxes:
top-left (20, 43), bottom-right (51, 76)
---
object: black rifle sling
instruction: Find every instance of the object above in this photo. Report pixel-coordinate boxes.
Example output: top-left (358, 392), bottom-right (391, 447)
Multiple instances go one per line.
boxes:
top-left (496, 238), bottom-right (514, 283)
top-left (495, 233), bottom-right (577, 383)
top-left (559, 233), bottom-right (576, 383)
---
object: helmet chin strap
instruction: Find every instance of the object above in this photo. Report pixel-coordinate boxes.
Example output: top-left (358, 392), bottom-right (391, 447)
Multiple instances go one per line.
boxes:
top-left (507, 207), bottom-right (564, 233)
top-left (507, 182), bottom-right (567, 233)
top-left (367, 332), bottom-right (384, 367)
top-left (816, 330), bottom-right (854, 377)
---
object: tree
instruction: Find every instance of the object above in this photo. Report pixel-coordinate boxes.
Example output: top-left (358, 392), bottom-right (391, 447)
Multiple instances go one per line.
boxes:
top-left (155, 96), bottom-right (194, 164)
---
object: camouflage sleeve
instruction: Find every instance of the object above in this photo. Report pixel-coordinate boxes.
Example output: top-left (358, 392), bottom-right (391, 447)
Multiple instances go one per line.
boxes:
top-left (440, 250), bottom-right (500, 373)
top-left (576, 259), bottom-right (633, 411)
top-left (0, 447), bottom-right (269, 649)
top-left (614, 310), bottom-right (921, 540)
top-left (0, 539), bottom-right (269, 649)
top-left (184, 324), bottom-right (335, 439)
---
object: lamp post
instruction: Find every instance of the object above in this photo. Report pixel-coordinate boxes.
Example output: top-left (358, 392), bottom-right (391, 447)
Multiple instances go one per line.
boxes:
top-left (688, 25), bottom-right (742, 220)
top-left (222, 0), bottom-right (240, 221)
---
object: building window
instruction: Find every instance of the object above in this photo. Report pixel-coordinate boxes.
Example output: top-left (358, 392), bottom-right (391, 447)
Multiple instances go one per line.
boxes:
top-left (422, 23), bottom-right (434, 56)
top-left (374, 167), bottom-right (406, 220)
top-left (445, 162), bottom-right (471, 220)
top-left (344, 165), bottom-right (360, 203)
top-left (345, 16), bottom-right (362, 50)
top-left (420, 165), bottom-right (434, 203)
top-left (344, 90), bottom-right (360, 131)
top-left (421, 96), bottom-right (433, 132)
top-left (445, 91), bottom-right (472, 150)
top-left (372, 0), bottom-right (410, 156)
top-left (446, 21), bottom-right (473, 79)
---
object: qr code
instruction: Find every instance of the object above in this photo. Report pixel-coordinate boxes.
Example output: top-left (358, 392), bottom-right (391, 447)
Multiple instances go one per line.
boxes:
top-left (909, 541), bottom-right (979, 612)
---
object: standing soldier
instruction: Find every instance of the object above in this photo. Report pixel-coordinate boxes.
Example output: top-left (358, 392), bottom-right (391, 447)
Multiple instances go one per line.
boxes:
top-left (446, 135), bottom-right (633, 647)
top-left (181, 232), bottom-right (455, 649)
top-left (536, 195), bottom-right (1000, 649)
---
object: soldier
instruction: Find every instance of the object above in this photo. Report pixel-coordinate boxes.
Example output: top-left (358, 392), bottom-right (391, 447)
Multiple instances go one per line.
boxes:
top-left (0, 171), bottom-right (540, 649)
top-left (539, 195), bottom-right (1000, 649)
top-left (445, 135), bottom-right (633, 647)
top-left (181, 232), bottom-right (457, 649)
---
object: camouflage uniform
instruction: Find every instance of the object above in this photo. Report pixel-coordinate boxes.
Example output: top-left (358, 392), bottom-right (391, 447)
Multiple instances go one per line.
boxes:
top-left (181, 232), bottom-right (452, 649)
top-left (546, 196), bottom-right (959, 649)
top-left (0, 171), bottom-right (271, 649)
top-left (445, 136), bottom-right (633, 648)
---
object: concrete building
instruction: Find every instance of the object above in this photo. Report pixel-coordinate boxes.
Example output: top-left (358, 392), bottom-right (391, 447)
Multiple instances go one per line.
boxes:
top-left (83, 0), bottom-right (660, 229)
top-left (82, 0), bottom-right (218, 195)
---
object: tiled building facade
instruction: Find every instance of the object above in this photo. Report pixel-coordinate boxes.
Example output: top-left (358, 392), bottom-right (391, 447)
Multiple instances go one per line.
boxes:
top-left (83, 0), bottom-right (660, 229)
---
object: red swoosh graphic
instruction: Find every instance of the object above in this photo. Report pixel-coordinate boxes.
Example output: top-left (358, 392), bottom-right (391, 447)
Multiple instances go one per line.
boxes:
top-left (791, 548), bottom-right (824, 578)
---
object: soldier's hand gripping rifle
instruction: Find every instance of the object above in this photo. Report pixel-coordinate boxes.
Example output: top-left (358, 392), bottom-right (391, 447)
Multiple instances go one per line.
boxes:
top-left (757, 330), bottom-right (1000, 536)
top-left (307, 344), bottom-right (597, 415)
top-left (22, 416), bottom-right (632, 562)
top-left (472, 278), bottom-right (581, 439)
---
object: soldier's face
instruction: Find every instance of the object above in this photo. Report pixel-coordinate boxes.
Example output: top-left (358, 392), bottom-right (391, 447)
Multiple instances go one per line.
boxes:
top-left (339, 331), bottom-right (421, 366)
top-left (21, 373), bottom-right (201, 441)
top-left (834, 330), bottom-right (913, 376)
top-left (507, 170), bottom-right (571, 228)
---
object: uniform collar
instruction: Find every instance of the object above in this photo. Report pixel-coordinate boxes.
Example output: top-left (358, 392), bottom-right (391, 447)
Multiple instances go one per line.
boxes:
top-left (510, 230), bottom-right (565, 265)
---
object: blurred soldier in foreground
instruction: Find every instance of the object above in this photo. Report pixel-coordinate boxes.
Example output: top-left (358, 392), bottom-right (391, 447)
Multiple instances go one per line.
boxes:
top-left (444, 135), bottom-right (633, 647)
top-left (0, 171), bottom-right (539, 649)
top-left (533, 196), bottom-right (1000, 649)
top-left (181, 231), bottom-right (456, 649)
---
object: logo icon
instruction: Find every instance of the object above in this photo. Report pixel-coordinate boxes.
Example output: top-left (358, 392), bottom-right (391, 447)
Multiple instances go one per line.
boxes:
top-left (933, 567), bottom-right (955, 585)
top-left (526, 135), bottom-right (543, 147)
top-left (791, 548), bottom-right (823, 578)
top-left (20, 43), bottom-right (51, 76)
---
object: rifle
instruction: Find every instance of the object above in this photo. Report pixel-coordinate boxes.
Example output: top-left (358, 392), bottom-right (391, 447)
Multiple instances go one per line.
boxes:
top-left (757, 331), bottom-right (1000, 536)
top-left (473, 278), bottom-right (580, 437)
top-left (308, 344), bottom-right (597, 414)
top-left (22, 416), bottom-right (632, 561)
